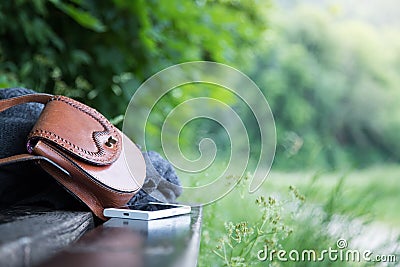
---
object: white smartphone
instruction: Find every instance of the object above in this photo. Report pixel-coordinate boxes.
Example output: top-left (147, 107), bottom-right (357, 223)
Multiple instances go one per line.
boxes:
top-left (103, 202), bottom-right (191, 220)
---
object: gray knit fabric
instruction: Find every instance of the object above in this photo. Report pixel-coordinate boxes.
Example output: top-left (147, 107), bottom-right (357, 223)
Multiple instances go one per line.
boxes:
top-left (0, 88), bottom-right (43, 158)
top-left (129, 151), bottom-right (182, 205)
top-left (0, 88), bottom-right (65, 209)
top-left (0, 88), bottom-right (182, 208)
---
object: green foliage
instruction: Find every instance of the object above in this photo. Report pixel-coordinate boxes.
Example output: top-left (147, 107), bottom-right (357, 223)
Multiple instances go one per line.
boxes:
top-left (0, 0), bottom-right (266, 122)
top-left (49, 0), bottom-right (107, 32)
top-left (249, 5), bottom-right (400, 169)
top-left (1, 1), bottom-right (398, 170)
top-left (199, 175), bottom-right (381, 267)
top-left (212, 195), bottom-right (291, 266)
top-left (199, 166), bottom-right (400, 266)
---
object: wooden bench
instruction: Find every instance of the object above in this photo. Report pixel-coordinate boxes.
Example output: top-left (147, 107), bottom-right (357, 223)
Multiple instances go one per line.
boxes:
top-left (0, 206), bottom-right (202, 267)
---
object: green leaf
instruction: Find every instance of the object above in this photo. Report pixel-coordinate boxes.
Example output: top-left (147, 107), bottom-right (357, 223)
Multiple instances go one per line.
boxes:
top-left (49, 0), bottom-right (106, 32)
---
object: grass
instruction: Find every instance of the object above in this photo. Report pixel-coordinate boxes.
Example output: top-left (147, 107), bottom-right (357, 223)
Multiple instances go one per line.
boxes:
top-left (266, 165), bottom-right (400, 226)
top-left (196, 165), bottom-right (400, 266)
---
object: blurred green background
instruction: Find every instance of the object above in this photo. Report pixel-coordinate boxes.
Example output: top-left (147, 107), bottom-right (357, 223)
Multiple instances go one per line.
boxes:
top-left (1, 0), bottom-right (399, 266)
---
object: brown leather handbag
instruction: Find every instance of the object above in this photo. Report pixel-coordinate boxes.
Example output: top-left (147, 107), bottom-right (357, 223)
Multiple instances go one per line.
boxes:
top-left (0, 93), bottom-right (146, 220)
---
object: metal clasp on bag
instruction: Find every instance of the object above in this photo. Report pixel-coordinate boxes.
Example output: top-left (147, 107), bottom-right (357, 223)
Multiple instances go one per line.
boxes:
top-left (105, 136), bottom-right (118, 148)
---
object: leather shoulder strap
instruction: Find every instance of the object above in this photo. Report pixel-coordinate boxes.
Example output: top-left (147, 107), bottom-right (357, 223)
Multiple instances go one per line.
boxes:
top-left (0, 154), bottom-right (70, 177)
top-left (0, 154), bottom-right (44, 166)
top-left (0, 93), bottom-right (53, 166)
top-left (0, 93), bottom-right (53, 113)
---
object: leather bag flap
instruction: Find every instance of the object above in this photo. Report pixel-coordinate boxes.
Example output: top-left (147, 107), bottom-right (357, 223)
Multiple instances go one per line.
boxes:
top-left (28, 96), bottom-right (121, 166)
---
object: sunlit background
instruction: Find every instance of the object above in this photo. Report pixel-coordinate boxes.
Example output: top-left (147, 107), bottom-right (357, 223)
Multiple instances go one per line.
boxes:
top-left (1, 0), bottom-right (399, 266)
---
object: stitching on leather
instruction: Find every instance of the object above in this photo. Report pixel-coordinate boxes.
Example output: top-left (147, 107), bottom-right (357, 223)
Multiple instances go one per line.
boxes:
top-left (28, 95), bottom-right (121, 164)
top-left (51, 95), bottom-right (120, 161)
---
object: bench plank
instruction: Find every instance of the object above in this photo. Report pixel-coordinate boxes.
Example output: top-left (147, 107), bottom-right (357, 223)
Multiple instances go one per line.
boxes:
top-left (0, 206), bottom-right (94, 267)
top-left (39, 207), bottom-right (202, 267)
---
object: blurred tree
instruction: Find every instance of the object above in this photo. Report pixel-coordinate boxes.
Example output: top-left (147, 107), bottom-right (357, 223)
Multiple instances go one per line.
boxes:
top-left (251, 6), bottom-right (400, 169)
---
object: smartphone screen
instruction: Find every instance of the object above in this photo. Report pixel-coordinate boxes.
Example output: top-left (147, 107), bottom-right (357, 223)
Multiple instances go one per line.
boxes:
top-left (127, 203), bottom-right (181, 211)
